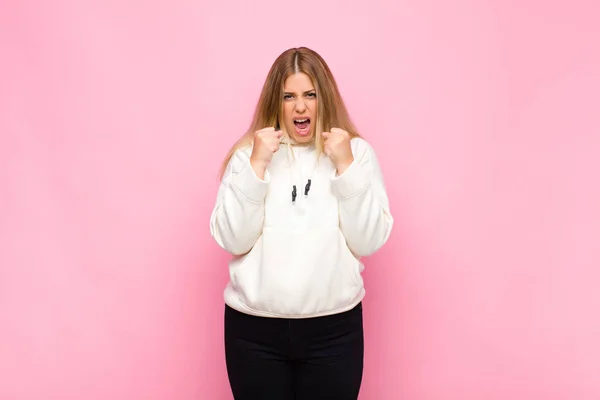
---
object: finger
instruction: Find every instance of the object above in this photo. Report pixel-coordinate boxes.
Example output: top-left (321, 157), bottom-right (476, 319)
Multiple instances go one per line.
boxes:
top-left (266, 129), bottom-right (281, 137)
top-left (255, 129), bottom-right (269, 138)
top-left (260, 129), bottom-right (280, 138)
top-left (330, 127), bottom-right (347, 136)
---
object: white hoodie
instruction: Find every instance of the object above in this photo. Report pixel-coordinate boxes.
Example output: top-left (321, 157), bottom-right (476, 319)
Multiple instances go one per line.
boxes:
top-left (210, 136), bottom-right (393, 318)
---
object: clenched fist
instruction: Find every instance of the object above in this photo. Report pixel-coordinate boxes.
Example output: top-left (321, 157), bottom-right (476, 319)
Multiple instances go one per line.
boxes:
top-left (322, 128), bottom-right (354, 175)
top-left (250, 127), bottom-right (282, 179)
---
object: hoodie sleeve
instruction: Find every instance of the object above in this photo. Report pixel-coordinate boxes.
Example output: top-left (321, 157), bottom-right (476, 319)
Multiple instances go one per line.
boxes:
top-left (330, 138), bottom-right (394, 257)
top-left (209, 148), bottom-right (269, 256)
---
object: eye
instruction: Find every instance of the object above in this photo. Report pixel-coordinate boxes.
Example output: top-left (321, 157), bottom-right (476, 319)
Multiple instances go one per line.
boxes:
top-left (306, 92), bottom-right (316, 98)
top-left (283, 94), bottom-right (294, 100)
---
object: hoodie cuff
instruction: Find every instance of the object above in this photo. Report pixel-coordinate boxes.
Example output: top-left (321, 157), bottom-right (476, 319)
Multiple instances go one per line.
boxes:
top-left (330, 160), bottom-right (370, 199)
top-left (230, 158), bottom-right (270, 203)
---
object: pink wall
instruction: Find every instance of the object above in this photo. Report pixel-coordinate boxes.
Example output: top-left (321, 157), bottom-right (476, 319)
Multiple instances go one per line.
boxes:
top-left (1, 1), bottom-right (599, 398)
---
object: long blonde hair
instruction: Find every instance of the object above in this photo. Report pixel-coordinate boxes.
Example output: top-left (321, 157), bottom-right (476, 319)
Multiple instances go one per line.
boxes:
top-left (219, 47), bottom-right (361, 179)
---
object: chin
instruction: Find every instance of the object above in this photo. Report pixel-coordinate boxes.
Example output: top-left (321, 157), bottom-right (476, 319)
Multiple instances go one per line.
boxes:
top-left (292, 133), bottom-right (314, 143)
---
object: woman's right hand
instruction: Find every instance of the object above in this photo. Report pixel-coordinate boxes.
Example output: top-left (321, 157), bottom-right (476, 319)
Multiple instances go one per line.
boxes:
top-left (250, 127), bottom-right (282, 179)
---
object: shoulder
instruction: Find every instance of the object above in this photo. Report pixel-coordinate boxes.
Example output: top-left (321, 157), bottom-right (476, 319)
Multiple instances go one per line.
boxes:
top-left (349, 137), bottom-right (377, 160)
top-left (234, 144), bottom-right (253, 158)
top-left (225, 144), bottom-right (253, 175)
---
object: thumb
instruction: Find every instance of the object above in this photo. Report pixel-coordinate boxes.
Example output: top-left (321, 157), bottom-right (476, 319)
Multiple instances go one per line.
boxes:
top-left (321, 131), bottom-right (330, 138)
top-left (276, 130), bottom-right (283, 138)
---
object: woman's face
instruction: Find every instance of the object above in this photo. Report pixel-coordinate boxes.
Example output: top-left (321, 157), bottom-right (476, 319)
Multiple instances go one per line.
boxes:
top-left (282, 72), bottom-right (317, 143)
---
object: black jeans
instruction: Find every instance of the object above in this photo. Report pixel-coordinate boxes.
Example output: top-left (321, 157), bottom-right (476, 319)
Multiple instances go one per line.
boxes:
top-left (224, 302), bottom-right (364, 400)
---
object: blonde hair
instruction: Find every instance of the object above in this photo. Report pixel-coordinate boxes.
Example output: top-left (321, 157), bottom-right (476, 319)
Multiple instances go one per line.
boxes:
top-left (219, 47), bottom-right (361, 179)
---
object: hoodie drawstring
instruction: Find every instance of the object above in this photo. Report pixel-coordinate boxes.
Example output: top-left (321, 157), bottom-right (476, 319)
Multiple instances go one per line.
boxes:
top-left (284, 140), bottom-right (319, 207)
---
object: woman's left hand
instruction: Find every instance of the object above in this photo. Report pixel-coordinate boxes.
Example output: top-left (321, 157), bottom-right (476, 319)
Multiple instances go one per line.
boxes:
top-left (322, 128), bottom-right (354, 175)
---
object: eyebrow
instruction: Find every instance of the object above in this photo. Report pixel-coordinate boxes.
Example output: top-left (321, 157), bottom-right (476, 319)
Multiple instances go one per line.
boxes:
top-left (283, 89), bottom-right (316, 95)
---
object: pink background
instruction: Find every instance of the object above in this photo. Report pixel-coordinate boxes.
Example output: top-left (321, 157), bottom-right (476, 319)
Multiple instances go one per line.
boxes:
top-left (1, 1), bottom-right (599, 399)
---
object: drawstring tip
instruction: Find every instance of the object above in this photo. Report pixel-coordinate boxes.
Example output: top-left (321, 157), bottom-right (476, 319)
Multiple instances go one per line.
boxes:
top-left (304, 179), bottom-right (312, 196)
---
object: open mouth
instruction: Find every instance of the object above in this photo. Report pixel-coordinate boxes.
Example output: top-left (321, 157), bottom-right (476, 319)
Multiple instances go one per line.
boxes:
top-left (293, 118), bottom-right (311, 136)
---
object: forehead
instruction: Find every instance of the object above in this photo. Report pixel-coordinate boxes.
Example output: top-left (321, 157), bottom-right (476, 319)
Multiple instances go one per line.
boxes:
top-left (283, 72), bottom-right (315, 92)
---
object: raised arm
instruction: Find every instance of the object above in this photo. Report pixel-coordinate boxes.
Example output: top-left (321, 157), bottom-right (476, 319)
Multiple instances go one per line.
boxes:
top-left (209, 149), bottom-right (269, 256)
top-left (331, 138), bottom-right (393, 257)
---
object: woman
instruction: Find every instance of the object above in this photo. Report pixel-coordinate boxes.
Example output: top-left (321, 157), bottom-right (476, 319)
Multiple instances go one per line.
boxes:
top-left (209, 47), bottom-right (393, 399)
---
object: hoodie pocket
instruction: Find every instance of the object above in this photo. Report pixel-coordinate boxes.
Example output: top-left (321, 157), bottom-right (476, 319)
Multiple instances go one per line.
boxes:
top-left (229, 226), bottom-right (362, 316)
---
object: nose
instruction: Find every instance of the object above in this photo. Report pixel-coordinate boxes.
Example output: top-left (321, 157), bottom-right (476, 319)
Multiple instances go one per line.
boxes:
top-left (294, 98), bottom-right (307, 113)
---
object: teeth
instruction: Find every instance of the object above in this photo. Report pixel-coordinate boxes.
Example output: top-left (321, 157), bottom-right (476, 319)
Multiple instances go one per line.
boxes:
top-left (295, 119), bottom-right (308, 123)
